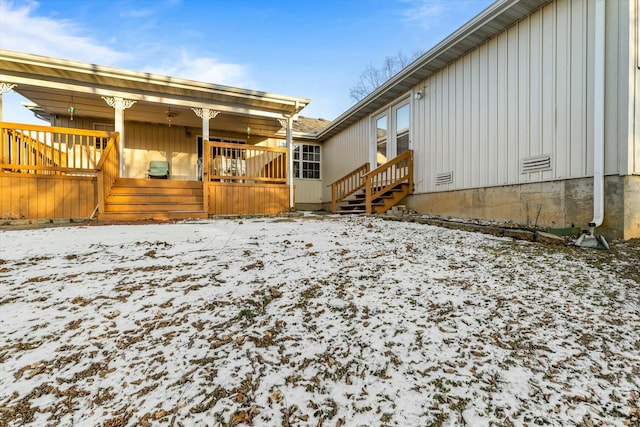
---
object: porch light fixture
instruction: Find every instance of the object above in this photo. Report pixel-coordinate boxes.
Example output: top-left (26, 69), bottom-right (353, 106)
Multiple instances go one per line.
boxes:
top-left (414, 90), bottom-right (423, 100)
top-left (165, 108), bottom-right (178, 127)
top-left (68, 95), bottom-right (76, 120)
top-left (246, 126), bottom-right (251, 140)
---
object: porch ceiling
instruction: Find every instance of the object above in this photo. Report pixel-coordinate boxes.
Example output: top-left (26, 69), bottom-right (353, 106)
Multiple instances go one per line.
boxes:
top-left (13, 85), bottom-right (285, 137)
top-left (0, 49), bottom-right (309, 138)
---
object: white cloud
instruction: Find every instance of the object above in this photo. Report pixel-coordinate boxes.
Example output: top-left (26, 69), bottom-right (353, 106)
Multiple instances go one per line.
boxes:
top-left (400, 0), bottom-right (446, 30)
top-left (400, 0), bottom-right (491, 32)
top-left (150, 50), bottom-right (255, 88)
top-left (0, 1), bottom-right (252, 89)
top-left (0, 0), bottom-right (126, 64)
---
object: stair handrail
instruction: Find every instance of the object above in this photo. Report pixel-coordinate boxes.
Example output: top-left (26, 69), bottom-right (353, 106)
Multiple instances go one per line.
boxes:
top-left (329, 162), bottom-right (370, 212)
top-left (1, 122), bottom-right (113, 174)
top-left (96, 132), bottom-right (119, 215)
top-left (364, 149), bottom-right (413, 214)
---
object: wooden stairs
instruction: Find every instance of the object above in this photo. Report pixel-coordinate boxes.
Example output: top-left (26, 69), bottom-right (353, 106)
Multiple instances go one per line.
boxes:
top-left (98, 178), bottom-right (208, 221)
top-left (336, 182), bottom-right (412, 214)
top-left (330, 150), bottom-right (414, 215)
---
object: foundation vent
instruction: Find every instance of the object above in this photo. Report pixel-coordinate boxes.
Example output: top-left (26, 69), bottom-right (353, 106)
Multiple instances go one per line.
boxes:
top-left (521, 154), bottom-right (552, 173)
top-left (436, 171), bottom-right (453, 185)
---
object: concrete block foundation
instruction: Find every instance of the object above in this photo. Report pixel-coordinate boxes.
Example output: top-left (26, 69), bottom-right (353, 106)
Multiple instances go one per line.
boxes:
top-left (402, 176), bottom-right (639, 240)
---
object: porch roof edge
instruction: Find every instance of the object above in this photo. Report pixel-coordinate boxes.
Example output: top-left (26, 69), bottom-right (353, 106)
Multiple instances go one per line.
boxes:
top-left (0, 49), bottom-right (310, 116)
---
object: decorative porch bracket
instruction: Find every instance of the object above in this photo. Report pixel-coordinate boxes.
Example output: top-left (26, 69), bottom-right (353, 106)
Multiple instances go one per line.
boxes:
top-left (102, 96), bottom-right (136, 177)
top-left (278, 116), bottom-right (294, 211)
top-left (0, 82), bottom-right (17, 122)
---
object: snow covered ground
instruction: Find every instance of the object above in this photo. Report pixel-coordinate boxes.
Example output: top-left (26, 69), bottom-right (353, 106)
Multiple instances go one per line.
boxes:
top-left (0, 215), bottom-right (638, 427)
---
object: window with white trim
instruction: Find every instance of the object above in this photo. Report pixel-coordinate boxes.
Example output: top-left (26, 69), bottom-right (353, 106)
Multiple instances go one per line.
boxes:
top-left (293, 144), bottom-right (321, 179)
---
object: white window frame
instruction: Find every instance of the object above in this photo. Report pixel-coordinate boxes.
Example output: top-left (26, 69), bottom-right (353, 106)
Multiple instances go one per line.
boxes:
top-left (293, 143), bottom-right (321, 180)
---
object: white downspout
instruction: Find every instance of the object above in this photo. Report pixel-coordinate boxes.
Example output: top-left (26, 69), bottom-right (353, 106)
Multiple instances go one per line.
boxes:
top-left (591, 0), bottom-right (606, 229)
top-left (286, 116), bottom-right (294, 211)
top-left (575, 0), bottom-right (609, 249)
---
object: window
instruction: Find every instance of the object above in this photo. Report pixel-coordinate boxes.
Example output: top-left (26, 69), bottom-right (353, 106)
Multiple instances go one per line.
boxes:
top-left (293, 144), bottom-right (321, 179)
top-left (372, 99), bottom-right (410, 167)
top-left (210, 137), bottom-right (245, 159)
top-left (93, 123), bottom-right (114, 149)
top-left (395, 103), bottom-right (410, 155)
top-left (375, 115), bottom-right (388, 166)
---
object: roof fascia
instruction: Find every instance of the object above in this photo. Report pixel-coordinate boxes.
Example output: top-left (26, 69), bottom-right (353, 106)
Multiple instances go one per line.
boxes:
top-left (0, 49), bottom-right (310, 115)
top-left (0, 72), bottom-right (289, 119)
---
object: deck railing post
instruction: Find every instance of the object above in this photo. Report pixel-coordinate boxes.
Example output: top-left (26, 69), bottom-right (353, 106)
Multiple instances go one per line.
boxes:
top-left (97, 168), bottom-right (105, 215)
top-left (203, 140), bottom-right (210, 215)
top-left (331, 184), bottom-right (337, 212)
top-left (365, 174), bottom-right (372, 214)
top-left (408, 150), bottom-right (414, 193)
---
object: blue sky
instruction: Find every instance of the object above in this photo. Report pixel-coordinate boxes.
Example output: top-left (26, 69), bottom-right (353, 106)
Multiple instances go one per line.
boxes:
top-left (0, 0), bottom-right (493, 123)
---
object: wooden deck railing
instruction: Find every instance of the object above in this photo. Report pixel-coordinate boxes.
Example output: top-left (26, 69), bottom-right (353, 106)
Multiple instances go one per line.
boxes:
top-left (329, 162), bottom-right (370, 212)
top-left (96, 135), bottom-right (120, 215)
top-left (0, 122), bottom-right (117, 175)
top-left (365, 149), bottom-right (413, 214)
top-left (204, 141), bottom-right (288, 184)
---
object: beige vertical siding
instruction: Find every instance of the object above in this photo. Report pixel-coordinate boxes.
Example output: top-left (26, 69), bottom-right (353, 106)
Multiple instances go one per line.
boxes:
top-left (410, 0), bottom-right (618, 194)
top-left (321, 117), bottom-right (369, 202)
top-left (630, 0), bottom-right (640, 175)
top-left (410, 0), bottom-right (639, 194)
top-left (51, 117), bottom-right (198, 180)
top-left (294, 179), bottom-right (322, 205)
top-left (320, 0), bottom-right (631, 201)
top-left (124, 122), bottom-right (197, 180)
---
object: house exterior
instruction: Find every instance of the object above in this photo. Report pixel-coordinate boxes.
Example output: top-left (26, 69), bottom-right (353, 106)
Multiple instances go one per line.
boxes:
top-left (2, 0), bottom-right (639, 240)
top-left (318, 0), bottom-right (640, 240)
top-left (0, 50), bottom-right (327, 219)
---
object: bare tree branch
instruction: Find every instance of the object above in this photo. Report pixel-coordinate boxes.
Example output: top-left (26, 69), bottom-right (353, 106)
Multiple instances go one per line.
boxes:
top-left (349, 50), bottom-right (423, 103)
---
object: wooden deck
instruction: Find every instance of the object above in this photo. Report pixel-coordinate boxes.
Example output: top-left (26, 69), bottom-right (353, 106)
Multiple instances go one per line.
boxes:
top-left (1, 122), bottom-right (292, 221)
top-left (0, 172), bottom-right (96, 220)
top-left (1, 122), bottom-right (115, 220)
top-left (204, 141), bottom-right (291, 215)
top-left (207, 182), bottom-right (290, 215)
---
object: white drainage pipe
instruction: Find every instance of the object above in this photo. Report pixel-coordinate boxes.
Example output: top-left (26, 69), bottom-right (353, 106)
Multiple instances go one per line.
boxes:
top-left (591, 0), bottom-right (606, 230)
top-left (576, 0), bottom-right (609, 249)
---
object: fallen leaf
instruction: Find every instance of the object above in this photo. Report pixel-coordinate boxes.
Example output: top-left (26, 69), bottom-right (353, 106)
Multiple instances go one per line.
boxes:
top-left (269, 390), bottom-right (283, 404)
top-left (270, 287), bottom-right (283, 298)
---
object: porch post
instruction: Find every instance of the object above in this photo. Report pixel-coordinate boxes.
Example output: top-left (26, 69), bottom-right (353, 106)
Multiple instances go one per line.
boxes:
top-left (192, 108), bottom-right (220, 144)
top-left (0, 83), bottom-right (18, 122)
top-left (279, 116), bottom-right (294, 211)
top-left (102, 96), bottom-right (136, 177)
top-left (191, 107), bottom-right (220, 215)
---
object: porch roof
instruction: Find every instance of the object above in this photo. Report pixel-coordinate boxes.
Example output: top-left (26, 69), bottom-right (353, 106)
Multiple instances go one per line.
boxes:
top-left (0, 49), bottom-right (310, 138)
top-left (316, 0), bottom-right (551, 140)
